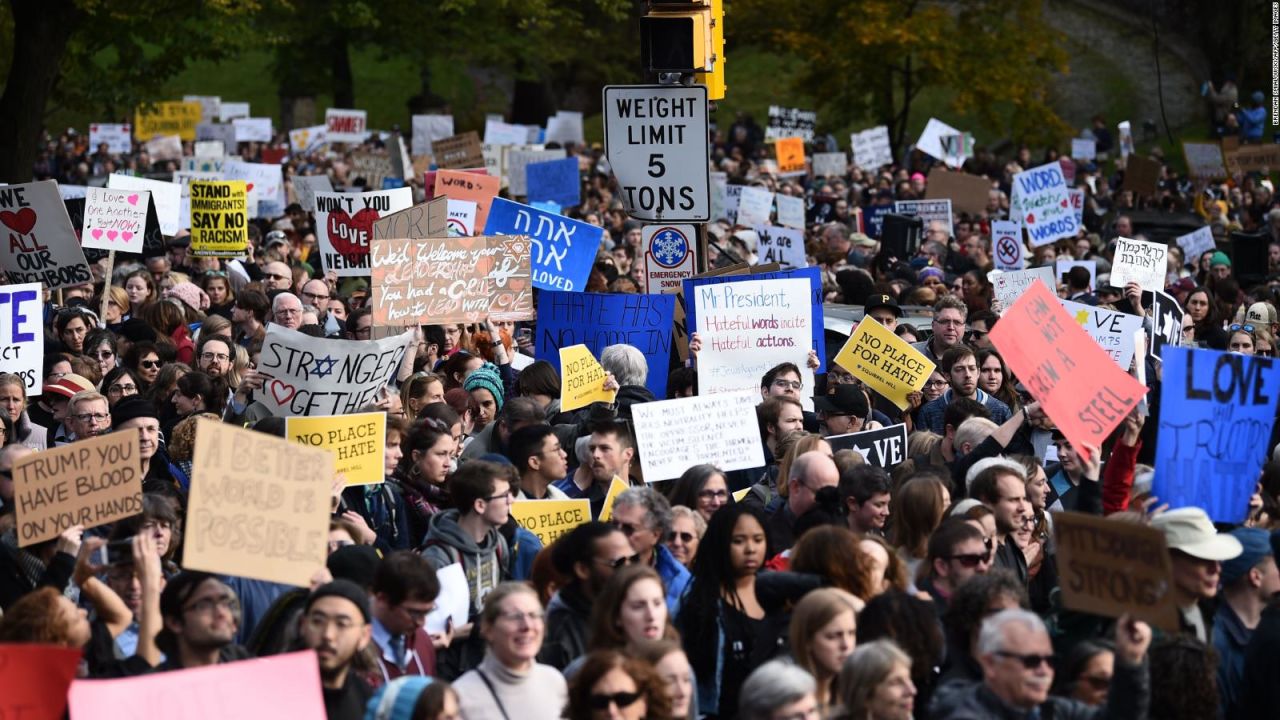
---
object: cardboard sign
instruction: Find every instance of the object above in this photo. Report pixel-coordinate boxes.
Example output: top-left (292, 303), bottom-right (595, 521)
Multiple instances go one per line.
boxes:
top-left (1053, 511), bottom-right (1178, 632)
top-left (893, 199), bottom-right (953, 239)
top-left (325, 108), bottom-right (368, 144)
top-left (766, 106), bottom-right (817, 142)
top-left (1122, 155), bottom-right (1161, 197)
top-left (1146, 289), bottom-right (1184, 361)
top-left (736, 186), bottom-right (774, 227)
top-left (1110, 237), bottom-right (1168, 291)
top-left (1176, 226), bottom-right (1216, 266)
top-left (0, 644), bottom-right (81, 720)
top-left (694, 278), bottom-right (814, 403)
top-left (559, 345), bottom-right (618, 412)
top-left (1153, 347), bottom-right (1280, 522)
top-left (826, 423), bottom-right (908, 468)
top-left (597, 475), bottom-right (629, 522)
top-left (432, 131), bottom-right (485, 170)
top-left (218, 101), bottom-right (250, 122)
top-left (850, 125), bottom-right (893, 169)
top-left (89, 123), bottom-right (132, 154)
top-left (991, 220), bottom-right (1024, 270)
top-left (775, 137), bottom-right (806, 175)
top-left (925, 168), bottom-right (991, 216)
top-left (292, 174), bottom-right (334, 213)
top-left (433, 170), bottom-right (501, 230)
top-left (350, 151), bottom-right (396, 190)
top-left (371, 197), bottom-right (449, 240)
top-left (286, 412), bottom-right (386, 487)
top-left (107, 174), bottom-right (181, 236)
top-left (643, 224), bottom-right (697, 293)
top-left (510, 499), bottom-right (591, 546)
top-left (0, 180), bottom-right (92, 289)
top-left (134, 100), bottom-right (201, 141)
top-left (0, 283), bottom-right (42, 395)
top-left (189, 181), bottom-right (248, 258)
top-left (811, 152), bottom-right (847, 178)
top-left (82, 187), bottom-right (149, 253)
top-left (834, 317), bottom-right (935, 410)
top-left (1011, 161), bottom-right (1076, 247)
top-left (1060, 298), bottom-right (1144, 369)
top-left (370, 235), bottom-right (533, 325)
top-left (989, 266), bottom-right (1055, 314)
top-left (915, 118), bottom-right (967, 168)
top-left (754, 225), bottom-right (806, 269)
top-left (484, 197), bottom-right (600, 292)
top-left (187, 419), bottom-right (332, 585)
top-left (990, 282), bottom-right (1147, 460)
top-left (257, 326), bottom-right (412, 418)
top-left (525, 156), bottom-right (581, 207)
top-left (1070, 138), bottom-right (1097, 160)
top-left (535, 291), bottom-right (676, 398)
top-left (1183, 141), bottom-right (1226, 179)
top-left (632, 390), bottom-right (767, 481)
top-left (68, 651), bottom-right (325, 720)
top-left (775, 194), bottom-right (805, 230)
top-left (314, 188), bottom-right (414, 276)
top-left (13, 432), bottom-right (143, 547)
top-left (1223, 143), bottom-right (1280, 176)
top-left (411, 114), bottom-right (455, 156)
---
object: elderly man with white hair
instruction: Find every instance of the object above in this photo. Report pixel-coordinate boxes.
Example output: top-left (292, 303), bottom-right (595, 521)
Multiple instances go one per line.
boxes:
top-left (271, 292), bottom-right (304, 330)
top-left (931, 608), bottom-right (1152, 719)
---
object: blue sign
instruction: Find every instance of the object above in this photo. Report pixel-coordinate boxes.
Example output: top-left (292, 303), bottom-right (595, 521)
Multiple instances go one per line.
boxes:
top-left (682, 266), bottom-right (826, 372)
top-left (1153, 346), bottom-right (1280, 522)
top-left (381, 177), bottom-right (406, 189)
top-left (535, 291), bottom-right (676, 399)
top-left (863, 204), bottom-right (893, 238)
top-left (525, 156), bottom-right (581, 208)
top-left (484, 197), bottom-right (602, 292)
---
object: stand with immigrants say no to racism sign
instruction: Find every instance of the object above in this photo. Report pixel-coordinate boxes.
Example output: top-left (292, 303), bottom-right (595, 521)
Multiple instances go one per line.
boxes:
top-left (603, 85), bottom-right (710, 222)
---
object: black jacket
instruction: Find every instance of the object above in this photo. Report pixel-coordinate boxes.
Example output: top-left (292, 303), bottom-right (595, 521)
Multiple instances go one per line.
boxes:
top-left (538, 582), bottom-right (592, 670)
top-left (930, 657), bottom-right (1150, 720)
top-left (1239, 599), bottom-right (1280, 719)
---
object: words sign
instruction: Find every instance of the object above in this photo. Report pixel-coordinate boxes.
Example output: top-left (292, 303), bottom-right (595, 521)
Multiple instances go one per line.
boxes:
top-left (315, 188), bottom-right (413, 276)
top-left (603, 85), bottom-right (710, 222)
top-left (510, 499), bottom-right (591, 546)
top-left (0, 283), bottom-right (42, 394)
top-left (134, 100), bottom-right (201, 141)
top-left (1011, 161), bottom-right (1077, 247)
top-left (82, 187), bottom-right (149, 253)
top-left (286, 412), bottom-right (386, 487)
top-left (484, 197), bottom-right (601, 292)
top-left (325, 108), bottom-right (368, 144)
top-left (812, 152), bottom-right (847, 178)
top-left (916, 118), bottom-right (966, 168)
top-left (826, 423), bottom-right (908, 468)
top-left (1175, 226), bottom-right (1215, 266)
top-left (1060, 298), bottom-right (1144, 369)
top-left (1053, 511), bottom-right (1178, 632)
top-left (632, 390), bottom-right (767, 481)
top-left (893, 199), bottom-right (953, 239)
top-left (257, 326), bottom-right (412, 418)
top-left (775, 137), bottom-right (805, 175)
top-left (108, 174), bottom-right (181, 237)
top-left (1110, 237), bottom-right (1168, 292)
top-left (834, 318), bottom-right (935, 410)
top-left (755, 225), bottom-right (806, 269)
top-left (370, 236), bottom-right (534, 325)
top-left (1153, 347), bottom-right (1280, 522)
top-left (694, 278), bottom-right (813, 402)
top-left (766, 106), bottom-right (817, 142)
top-left (89, 123), bottom-right (131, 154)
top-left (13, 432), bottom-right (143, 547)
top-left (432, 131), bottom-right (485, 170)
top-left (350, 151), bottom-right (395, 191)
top-left (535, 291), bottom-right (676, 398)
top-left (433, 170), bottom-right (500, 229)
top-left (850, 126), bottom-right (892, 170)
top-left (0, 180), bottom-right (91, 289)
top-left (1223, 143), bottom-right (1280, 176)
top-left (189, 181), bottom-right (248, 258)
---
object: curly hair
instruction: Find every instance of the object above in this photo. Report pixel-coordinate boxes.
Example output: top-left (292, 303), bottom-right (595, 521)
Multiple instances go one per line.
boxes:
top-left (856, 590), bottom-right (945, 710)
top-left (169, 412), bottom-right (220, 461)
top-left (565, 650), bottom-right (672, 720)
top-left (1148, 637), bottom-right (1220, 720)
top-left (0, 587), bottom-right (78, 645)
top-left (790, 526), bottom-right (875, 601)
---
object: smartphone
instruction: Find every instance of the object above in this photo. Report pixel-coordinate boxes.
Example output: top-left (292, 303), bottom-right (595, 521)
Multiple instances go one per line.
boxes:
top-left (515, 328), bottom-right (533, 344)
top-left (94, 537), bottom-right (134, 566)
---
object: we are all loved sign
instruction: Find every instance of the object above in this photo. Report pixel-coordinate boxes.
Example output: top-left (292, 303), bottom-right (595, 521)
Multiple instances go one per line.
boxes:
top-left (83, 187), bottom-right (150, 253)
top-left (314, 189), bottom-right (413, 277)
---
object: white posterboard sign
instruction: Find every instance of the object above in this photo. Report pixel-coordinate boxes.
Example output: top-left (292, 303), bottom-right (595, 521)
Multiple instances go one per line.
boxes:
top-left (632, 390), bottom-right (767, 481)
top-left (1109, 237), bottom-right (1169, 291)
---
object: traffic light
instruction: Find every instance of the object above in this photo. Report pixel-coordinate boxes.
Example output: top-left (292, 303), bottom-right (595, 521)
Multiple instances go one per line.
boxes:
top-left (694, 0), bottom-right (725, 100)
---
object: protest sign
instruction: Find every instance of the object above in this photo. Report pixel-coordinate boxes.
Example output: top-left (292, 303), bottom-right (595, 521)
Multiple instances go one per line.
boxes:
top-left (1060, 298), bottom-right (1144, 369)
top-left (939, 133), bottom-right (974, 166)
top-left (850, 125), bottom-right (893, 169)
top-left (232, 117), bottom-right (272, 143)
top-left (1053, 511), bottom-right (1178, 632)
top-left (432, 131), bottom-right (485, 170)
top-left (194, 140), bottom-right (224, 157)
top-left (510, 499), bottom-right (591, 546)
top-left (187, 419), bottom-right (332, 585)
top-left (720, 183), bottom-right (745, 223)
top-left (536, 291), bottom-right (676, 398)
top-left (1223, 143), bottom-right (1280, 176)
top-left (371, 197), bottom-right (449, 240)
top-left (218, 101), bottom-right (250, 122)
top-left (411, 114), bottom-right (454, 156)
top-left (737, 186), bottom-right (775, 227)
top-left (286, 412), bottom-right (386, 487)
top-left (915, 118), bottom-right (967, 168)
top-left (754, 225), bottom-right (806, 270)
top-left (1011, 162), bottom-right (1077, 246)
top-left (1110, 237), bottom-right (1168, 291)
top-left (642, 224), bottom-right (697, 293)
top-left (597, 476), bottom-right (629, 522)
top-left (188, 181), bottom-right (248, 258)
top-left (766, 106), bottom-right (817, 142)
top-left (0, 644), bottom-right (81, 720)
top-left (694, 278), bottom-right (814, 404)
top-left (69, 651), bottom-right (325, 720)
top-left (142, 134), bottom-right (182, 162)
top-left (288, 124), bottom-right (327, 154)
top-left (197, 122), bottom-right (238, 149)
top-left (325, 108), bottom-right (367, 143)
top-left (684, 266), bottom-right (826, 372)
top-left (834, 318), bottom-right (935, 410)
top-left (433, 170), bottom-right (501, 230)
top-left (0, 283), bottom-right (42, 395)
top-left (775, 194), bottom-right (805, 230)
top-left (12, 432), bottom-right (143, 547)
top-left (484, 118), bottom-right (532, 145)
top-left (1182, 141), bottom-right (1226, 179)
top-left (257, 325), bottom-right (413, 417)
top-left (925, 168), bottom-right (991, 216)
top-left (991, 221), bottom-right (1024, 271)
top-left (812, 152), bottom-right (847, 178)
top-left (349, 151), bottom-right (395, 191)
top-left (559, 345), bottom-right (618, 412)
top-left (314, 188), bottom-right (413, 276)
top-left (1118, 120), bottom-right (1134, 158)
top-left (89, 123), bottom-right (132, 154)
top-left (893, 199), bottom-right (953, 239)
top-left (526, 156), bottom-right (581, 207)
top-left (223, 159), bottom-right (286, 218)
top-left (1122, 154), bottom-right (1161, 196)
top-left (82, 187), bottom-right (149, 253)
top-left (59, 186), bottom-right (88, 201)
top-left (484, 197), bottom-right (600, 292)
top-left (173, 171), bottom-right (219, 231)
top-left (424, 563), bottom-right (469, 636)
top-left (632, 390), bottom-right (767, 481)
top-left (1070, 138), bottom-right (1097, 160)
top-left (1146, 289), bottom-right (1184, 361)
top-left (1153, 347), bottom-right (1280, 522)
top-left (370, 235), bottom-right (533, 325)
top-left (134, 100), bottom-right (201, 141)
top-left (446, 199), bottom-right (477, 236)
top-left (291, 174), bottom-right (334, 213)
top-left (775, 137), bottom-right (806, 175)
top-left (1176, 226), bottom-right (1215, 266)
top-left (506, 148), bottom-right (566, 197)
top-left (108, 174), bottom-right (181, 236)
top-left (1069, 188), bottom-right (1085, 228)
top-left (183, 94), bottom-right (221, 122)
top-left (546, 110), bottom-right (586, 144)
top-left (0, 180), bottom-right (92, 290)
top-left (990, 281), bottom-right (1147, 460)
top-left (826, 424), bottom-right (909, 469)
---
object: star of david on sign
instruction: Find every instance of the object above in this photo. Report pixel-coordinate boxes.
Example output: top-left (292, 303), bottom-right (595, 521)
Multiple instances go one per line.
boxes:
top-left (311, 355), bottom-right (338, 378)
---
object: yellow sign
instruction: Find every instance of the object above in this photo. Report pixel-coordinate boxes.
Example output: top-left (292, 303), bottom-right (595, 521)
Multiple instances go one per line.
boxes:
top-left (559, 344), bottom-right (618, 412)
top-left (776, 137), bottom-right (805, 174)
top-left (286, 412), bottom-right (386, 486)
top-left (732, 487), bottom-right (751, 503)
top-left (134, 101), bottom-right (203, 141)
top-left (834, 317), bottom-right (935, 410)
top-left (190, 181), bottom-right (248, 258)
top-left (597, 476), bottom-right (629, 521)
top-left (510, 499), bottom-right (591, 546)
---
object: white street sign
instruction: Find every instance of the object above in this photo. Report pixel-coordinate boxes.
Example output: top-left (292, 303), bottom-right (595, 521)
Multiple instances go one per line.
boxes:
top-left (603, 85), bottom-right (710, 222)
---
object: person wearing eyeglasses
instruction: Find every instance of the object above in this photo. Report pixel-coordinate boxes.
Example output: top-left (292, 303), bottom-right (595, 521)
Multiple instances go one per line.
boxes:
top-left (965, 309), bottom-right (998, 351)
top-left (541, 522), bottom-right (636, 671)
top-left (931, 608), bottom-right (1151, 720)
top-left (610, 487), bottom-right (691, 616)
top-left (62, 389), bottom-right (112, 444)
top-left (270, 292), bottom-right (305, 330)
top-left (912, 296), bottom-right (969, 366)
top-left (918, 518), bottom-right (992, 611)
top-left (151, 571), bottom-right (250, 672)
top-left (664, 507), bottom-right (705, 569)
top-left (297, 580), bottom-right (375, 720)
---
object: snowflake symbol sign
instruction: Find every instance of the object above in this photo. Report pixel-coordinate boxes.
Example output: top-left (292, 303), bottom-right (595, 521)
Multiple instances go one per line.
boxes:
top-left (650, 227), bottom-right (689, 268)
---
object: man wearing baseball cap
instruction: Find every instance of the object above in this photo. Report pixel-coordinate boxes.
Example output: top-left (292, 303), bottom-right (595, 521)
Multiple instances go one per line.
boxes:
top-left (1151, 507), bottom-right (1243, 642)
top-left (1213, 527), bottom-right (1279, 717)
top-left (864, 293), bottom-right (902, 331)
top-left (814, 384), bottom-right (870, 437)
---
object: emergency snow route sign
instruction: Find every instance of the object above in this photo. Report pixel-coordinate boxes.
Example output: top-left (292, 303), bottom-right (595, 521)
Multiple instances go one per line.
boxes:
top-left (603, 85), bottom-right (710, 222)
top-left (643, 224), bottom-right (697, 293)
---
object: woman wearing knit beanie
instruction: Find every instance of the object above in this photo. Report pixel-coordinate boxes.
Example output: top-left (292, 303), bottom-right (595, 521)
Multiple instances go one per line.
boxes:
top-left (463, 362), bottom-right (504, 431)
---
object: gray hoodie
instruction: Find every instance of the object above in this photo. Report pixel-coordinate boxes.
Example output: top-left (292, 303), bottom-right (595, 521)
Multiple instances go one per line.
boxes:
top-left (421, 509), bottom-right (508, 617)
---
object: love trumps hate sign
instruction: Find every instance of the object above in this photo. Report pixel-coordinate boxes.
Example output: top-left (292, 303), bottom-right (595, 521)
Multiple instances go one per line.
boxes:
top-left (256, 325), bottom-right (413, 418)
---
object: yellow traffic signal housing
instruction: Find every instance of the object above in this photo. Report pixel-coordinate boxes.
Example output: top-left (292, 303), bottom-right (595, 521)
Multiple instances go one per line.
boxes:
top-left (695, 0), bottom-right (725, 100)
top-left (640, 1), bottom-right (712, 72)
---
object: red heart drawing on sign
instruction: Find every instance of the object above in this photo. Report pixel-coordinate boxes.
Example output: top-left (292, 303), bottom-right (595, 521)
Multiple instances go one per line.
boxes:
top-left (107, 230), bottom-right (118, 241)
top-left (91, 229), bottom-right (104, 240)
top-left (127, 194), bottom-right (139, 206)
top-left (0, 208), bottom-right (37, 235)
top-left (245, 183), bottom-right (255, 193)
top-left (1060, 199), bottom-right (1068, 208)
top-left (122, 231), bottom-right (134, 241)
top-left (1025, 213), bottom-right (1035, 224)
top-left (268, 379), bottom-right (297, 406)
top-left (326, 208), bottom-right (380, 255)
